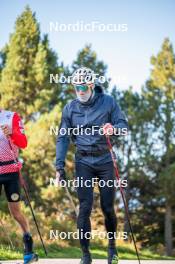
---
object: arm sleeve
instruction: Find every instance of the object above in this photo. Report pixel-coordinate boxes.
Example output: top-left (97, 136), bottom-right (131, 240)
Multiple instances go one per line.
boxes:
top-left (110, 98), bottom-right (128, 131)
top-left (56, 105), bottom-right (71, 170)
top-left (10, 113), bottom-right (27, 149)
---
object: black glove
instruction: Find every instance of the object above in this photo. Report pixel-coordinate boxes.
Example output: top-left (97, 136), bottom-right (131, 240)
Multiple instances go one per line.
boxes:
top-left (57, 169), bottom-right (66, 181)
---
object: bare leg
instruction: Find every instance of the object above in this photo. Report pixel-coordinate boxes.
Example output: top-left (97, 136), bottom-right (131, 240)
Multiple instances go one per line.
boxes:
top-left (8, 201), bottom-right (29, 233)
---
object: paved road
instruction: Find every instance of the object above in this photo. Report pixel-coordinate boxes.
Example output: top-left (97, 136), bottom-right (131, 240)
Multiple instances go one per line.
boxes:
top-left (1, 260), bottom-right (175, 264)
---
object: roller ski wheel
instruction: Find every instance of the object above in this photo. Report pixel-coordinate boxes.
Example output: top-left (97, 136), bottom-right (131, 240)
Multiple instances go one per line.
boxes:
top-left (111, 255), bottom-right (118, 264)
top-left (23, 253), bottom-right (38, 264)
top-left (108, 248), bottom-right (118, 264)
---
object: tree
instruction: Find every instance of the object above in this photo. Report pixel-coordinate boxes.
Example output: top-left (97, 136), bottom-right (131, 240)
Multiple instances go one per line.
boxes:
top-left (143, 38), bottom-right (175, 255)
top-left (111, 86), bottom-right (155, 243)
top-left (0, 6), bottom-right (61, 121)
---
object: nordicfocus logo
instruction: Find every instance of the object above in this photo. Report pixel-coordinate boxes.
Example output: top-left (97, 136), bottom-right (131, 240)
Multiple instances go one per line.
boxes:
top-left (50, 125), bottom-right (128, 136)
top-left (50, 73), bottom-right (108, 84)
top-left (50, 73), bottom-right (127, 84)
top-left (11, 193), bottom-right (19, 201)
top-left (50, 177), bottom-right (128, 189)
top-left (50, 229), bottom-right (128, 240)
top-left (49, 21), bottom-right (128, 33)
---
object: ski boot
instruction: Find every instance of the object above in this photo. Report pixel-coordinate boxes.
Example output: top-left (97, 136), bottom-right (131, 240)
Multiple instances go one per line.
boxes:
top-left (80, 252), bottom-right (92, 264)
top-left (24, 253), bottom-right (38, 264)
top-left (108, 248), bottom-right (118, 264)
top-left (23, 233), bottom-right (38, 264)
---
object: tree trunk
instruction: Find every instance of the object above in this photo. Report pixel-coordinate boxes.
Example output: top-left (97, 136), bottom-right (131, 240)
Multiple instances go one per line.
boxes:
top-left (165, 203), bottom-right (172, 256)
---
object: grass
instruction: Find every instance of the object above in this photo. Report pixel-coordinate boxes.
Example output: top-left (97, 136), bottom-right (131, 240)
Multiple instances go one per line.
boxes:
top-left (0, 244), bottom-right (174, 261)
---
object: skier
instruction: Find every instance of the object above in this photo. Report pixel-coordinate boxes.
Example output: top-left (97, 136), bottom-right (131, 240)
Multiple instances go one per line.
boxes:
top-left (56, 67), bottom-right (128, 264)
top-left (0, 109), bottom-right (38, 264)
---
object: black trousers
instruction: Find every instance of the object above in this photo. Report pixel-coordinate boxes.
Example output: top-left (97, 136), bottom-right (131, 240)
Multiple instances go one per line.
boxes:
top-left (75, 161), bottom-right (117, 252)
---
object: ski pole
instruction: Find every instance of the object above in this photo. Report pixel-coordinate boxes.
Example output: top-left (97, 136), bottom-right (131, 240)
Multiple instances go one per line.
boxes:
top-left (56, 171), bottom-right (78, 217)
top-left (0, 218), bottom-right (15, 249)
top-left (7, 137), bottom-right (48, 256)
top-left (105, 135), bottom-right (141, 264)
top-left (22, 184), bottom-right (48, 256)
top-left (65, 186), bottom-right (78, 217)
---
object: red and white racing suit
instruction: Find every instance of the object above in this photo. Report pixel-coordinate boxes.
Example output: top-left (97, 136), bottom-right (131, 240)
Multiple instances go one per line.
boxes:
top-left (0, 109), bottom-right (27, 175)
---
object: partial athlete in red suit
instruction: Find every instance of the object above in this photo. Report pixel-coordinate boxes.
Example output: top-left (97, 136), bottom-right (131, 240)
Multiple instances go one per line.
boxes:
top-left (0, 109), bottom-right (37, 263)
top-left (0, 111), bottom-right (27, 174)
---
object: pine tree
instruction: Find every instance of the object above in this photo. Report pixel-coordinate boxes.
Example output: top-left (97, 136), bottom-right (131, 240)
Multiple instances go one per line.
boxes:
top-left (144, 38), bottom-right (175, 255)
top-left (0, 6), bottom-right (40, 118)
top-left (0, 6), bottom-right (61, 121)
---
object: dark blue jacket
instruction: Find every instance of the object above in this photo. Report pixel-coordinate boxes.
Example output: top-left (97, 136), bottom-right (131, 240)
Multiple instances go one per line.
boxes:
top-left (56, 86), bottom-right (128, 169)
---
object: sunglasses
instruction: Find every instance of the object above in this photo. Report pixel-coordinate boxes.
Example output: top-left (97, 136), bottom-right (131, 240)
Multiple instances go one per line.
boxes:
top-left (75, 85), bottom-right (89, 92)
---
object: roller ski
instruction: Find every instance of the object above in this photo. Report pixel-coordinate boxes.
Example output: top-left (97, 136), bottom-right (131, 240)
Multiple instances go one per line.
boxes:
top-left (108, 248), bottom-right (118, 264)
top-left (80, 252), bottom-right (92, 264)
top-left (23, 253), bottom-right (38, 264)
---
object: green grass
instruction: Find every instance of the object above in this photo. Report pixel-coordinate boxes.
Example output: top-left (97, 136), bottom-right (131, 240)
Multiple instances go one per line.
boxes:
top-left (0, 246), bottom-right (22, 260)
top-left (0, 243), bottom-right (174, 261)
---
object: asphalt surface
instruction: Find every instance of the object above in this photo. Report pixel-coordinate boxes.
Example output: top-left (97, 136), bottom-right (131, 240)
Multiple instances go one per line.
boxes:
top-left (1, 260), bottom-right (175, 264)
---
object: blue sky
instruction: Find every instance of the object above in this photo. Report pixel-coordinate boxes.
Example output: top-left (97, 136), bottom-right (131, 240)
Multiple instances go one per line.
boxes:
top-left (0, 0), bottom-right (175, 91)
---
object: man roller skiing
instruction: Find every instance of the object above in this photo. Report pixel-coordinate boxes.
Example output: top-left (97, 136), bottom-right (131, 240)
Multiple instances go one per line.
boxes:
top-left (0, 109), bottom-right (38, 264)
top-left (56, 67), bottom-right (128, 264)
